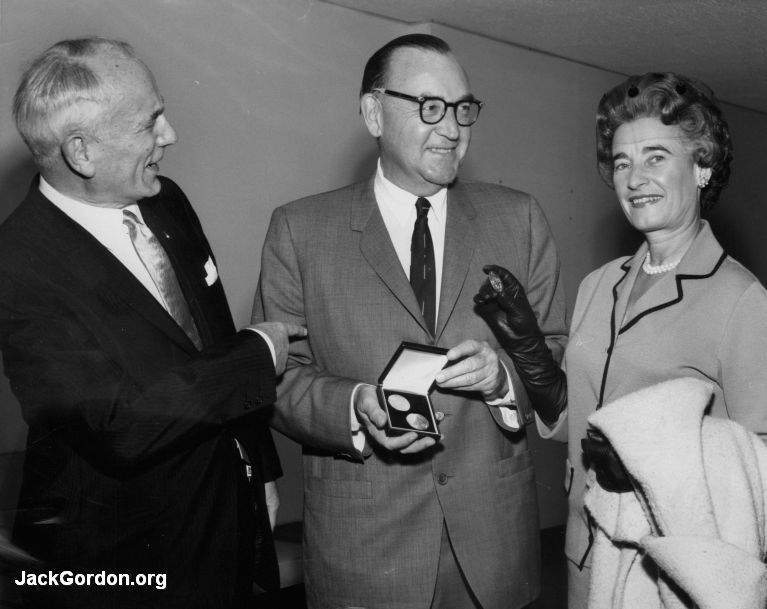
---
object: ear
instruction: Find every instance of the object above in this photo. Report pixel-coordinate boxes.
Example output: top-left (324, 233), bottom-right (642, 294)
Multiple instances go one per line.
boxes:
top-left (360, 93), bottom-right (383, 138)
top-left (61, 134), bottom-right (96, 178)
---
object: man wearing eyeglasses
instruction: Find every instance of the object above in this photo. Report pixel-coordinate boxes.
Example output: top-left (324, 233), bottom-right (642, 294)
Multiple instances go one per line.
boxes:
top-left (254, 34), bottom-right (566, 609)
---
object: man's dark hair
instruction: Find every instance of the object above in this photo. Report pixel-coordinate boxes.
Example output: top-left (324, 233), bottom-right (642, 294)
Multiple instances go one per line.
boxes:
top-left (359, 34), bottom-right (452, 97)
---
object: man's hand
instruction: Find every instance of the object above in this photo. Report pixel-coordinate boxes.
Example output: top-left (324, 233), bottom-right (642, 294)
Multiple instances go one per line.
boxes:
top-left (434, 339), bottom-right (508, 401)
top-left (264, 480), bottom-right (279, 530)
top-left (354, 385), bottom-right (437, 454)
top-left (248, 321), bottom-right (307, 375)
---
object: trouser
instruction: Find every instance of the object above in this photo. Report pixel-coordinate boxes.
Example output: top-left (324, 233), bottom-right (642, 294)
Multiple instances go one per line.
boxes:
top-left (429, 521), bottom-right (483, 609)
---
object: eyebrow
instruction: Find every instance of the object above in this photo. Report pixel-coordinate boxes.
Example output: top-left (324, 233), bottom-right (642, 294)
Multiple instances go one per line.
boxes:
top-left (642, 144), bottom-right (673, 154)
top-left (612, 144), bottom-right (673, 161)
top-left (139, 106), bottom-right (164, 131)
top-left (418, 92), bottom-right (476, 102)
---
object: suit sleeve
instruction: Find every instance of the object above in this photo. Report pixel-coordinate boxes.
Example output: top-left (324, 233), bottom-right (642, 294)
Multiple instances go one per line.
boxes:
top-left (494, 195), bottom-right (568, 429)
top-left (253, 207), bottom-right (361, 457)
top-left (235, 409), bottom-right (283, 482)
top-left (0, 270), bottom-right (277, 476)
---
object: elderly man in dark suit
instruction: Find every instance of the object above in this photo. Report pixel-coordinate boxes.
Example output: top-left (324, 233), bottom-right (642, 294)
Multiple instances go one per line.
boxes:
top-left (254, 34), bottom-right (567, 609)
top-left (0, 37), bottom-right (305, 609)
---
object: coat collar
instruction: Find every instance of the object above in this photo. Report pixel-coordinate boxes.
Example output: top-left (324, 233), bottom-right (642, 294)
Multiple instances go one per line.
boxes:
top-left (23, 178), bottom-right (199, 354)
top-left (353, 177), bottom-right (477, 341)
top-left (614, 220), bottom-right (726, 333)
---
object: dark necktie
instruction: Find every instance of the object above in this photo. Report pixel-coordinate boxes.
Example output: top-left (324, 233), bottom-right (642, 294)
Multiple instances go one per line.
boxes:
top-left (410, 197), bottom-right (436, 334)
top-left (122, 210), bottom-right (203, 350)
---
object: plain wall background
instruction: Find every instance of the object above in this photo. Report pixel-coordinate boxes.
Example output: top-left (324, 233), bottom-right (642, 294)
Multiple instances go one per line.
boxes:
top-left (1, 0), bottom-right (766, 531)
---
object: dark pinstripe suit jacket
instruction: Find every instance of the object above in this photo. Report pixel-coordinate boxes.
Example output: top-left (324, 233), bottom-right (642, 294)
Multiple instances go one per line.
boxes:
top-left (0, 176), bottom-right (280, 608)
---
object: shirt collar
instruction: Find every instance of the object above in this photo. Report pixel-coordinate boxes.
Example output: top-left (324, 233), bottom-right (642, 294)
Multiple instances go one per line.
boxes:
top-left (374, 159), bottom-right (447, 225)
top-left (39, 175), bottom-right (143, 227)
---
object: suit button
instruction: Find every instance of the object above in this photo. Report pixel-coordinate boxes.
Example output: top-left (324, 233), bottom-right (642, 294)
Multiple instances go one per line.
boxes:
top-left (435, 411), bottom-right (445, 422)
top-left (437, 473), bottom-right (448, 485)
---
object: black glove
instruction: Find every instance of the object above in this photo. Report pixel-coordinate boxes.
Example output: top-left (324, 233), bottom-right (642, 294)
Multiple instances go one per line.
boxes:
top-left (474, 264), bottom-right (566, 425)
top-left (581, 428), bottom-right (633, 493)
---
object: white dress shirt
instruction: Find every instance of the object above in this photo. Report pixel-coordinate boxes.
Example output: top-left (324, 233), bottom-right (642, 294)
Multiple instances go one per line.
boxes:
top-left (350, 163), bottom-right (519, 449)
top-left (374, 160), bottom-right (447, 309)
top-left (40, 176), bottom-right (166, 307)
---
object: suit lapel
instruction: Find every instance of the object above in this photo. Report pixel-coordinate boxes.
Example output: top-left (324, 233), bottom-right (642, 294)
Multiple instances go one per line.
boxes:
top-left (618, 221), bottom-right (726, 334)
top-left (139, 195), bottom-right (214, 345)
top-left (353, 180), bottom-right (432, 334)
top-left (27, 188), bottom-right (198, 354)
top-left (140, 197), bottom-right (206, 296)
top-left (610, 249), bottom-right (642, 333)
top-left (354, 179), bottom-right (479, 339)
top-left (436, 183), bottom-right (477, 340)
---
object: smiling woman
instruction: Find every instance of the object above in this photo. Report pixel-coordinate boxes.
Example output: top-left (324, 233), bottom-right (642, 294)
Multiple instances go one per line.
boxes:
top-left (610, 117), bottom-right (707, 251)
top-left (531, 71), bottom-right (767, 609)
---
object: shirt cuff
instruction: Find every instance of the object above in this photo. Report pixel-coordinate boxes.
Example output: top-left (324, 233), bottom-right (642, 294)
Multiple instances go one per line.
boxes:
top-left (350, 383), bottom-right (367, 452)
top-left (246, 328), bottom-right (277, 368)
top-left (485, 362), bottom-right (516, 405)
top-left (486, 362), bottom-right (520, 430)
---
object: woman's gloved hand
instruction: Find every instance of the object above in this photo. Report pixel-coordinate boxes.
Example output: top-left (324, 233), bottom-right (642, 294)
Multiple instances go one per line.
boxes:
top-left (581, 428), bottom-right (633, 493)
top-left (474, 264), bottom-right (567, 425)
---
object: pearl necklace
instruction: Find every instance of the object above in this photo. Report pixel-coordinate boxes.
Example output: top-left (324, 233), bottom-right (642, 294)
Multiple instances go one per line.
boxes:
top-left (642, 252), bottom-right (681, 275)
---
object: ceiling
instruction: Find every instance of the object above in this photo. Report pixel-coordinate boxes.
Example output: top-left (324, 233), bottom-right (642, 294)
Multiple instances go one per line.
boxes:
top-left (323, 0), bottom-right (767, 115)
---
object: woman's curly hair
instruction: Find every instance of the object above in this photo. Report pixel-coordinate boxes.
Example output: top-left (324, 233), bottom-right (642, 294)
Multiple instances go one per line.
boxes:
top-left (596, 72), bottom-right (733, 210)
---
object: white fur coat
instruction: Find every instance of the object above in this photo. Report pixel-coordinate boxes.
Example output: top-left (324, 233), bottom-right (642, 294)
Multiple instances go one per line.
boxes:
top-left (584, 378), bottom-right (767, 609)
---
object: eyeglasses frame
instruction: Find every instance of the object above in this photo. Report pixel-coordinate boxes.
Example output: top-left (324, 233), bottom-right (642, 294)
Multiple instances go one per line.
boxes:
top-left (372, 88), bottom-right (484, 126)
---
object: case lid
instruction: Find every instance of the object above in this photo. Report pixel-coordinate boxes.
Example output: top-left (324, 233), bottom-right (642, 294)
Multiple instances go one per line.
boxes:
top-left (378, 342), bottom-right (449, 393)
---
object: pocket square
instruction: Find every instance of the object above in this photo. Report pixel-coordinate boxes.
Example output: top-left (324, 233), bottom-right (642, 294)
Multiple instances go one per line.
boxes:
top-left (204, 256), bottom-right (218, 286)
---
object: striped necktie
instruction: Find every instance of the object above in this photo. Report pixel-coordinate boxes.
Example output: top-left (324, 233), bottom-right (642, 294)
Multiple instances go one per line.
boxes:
top-left (123, 210), bottom-right (202, 350)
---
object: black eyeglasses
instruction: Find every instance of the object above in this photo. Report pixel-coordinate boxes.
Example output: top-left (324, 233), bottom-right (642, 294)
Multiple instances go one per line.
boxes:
top-left (373, 88), bottom-right (483, 126)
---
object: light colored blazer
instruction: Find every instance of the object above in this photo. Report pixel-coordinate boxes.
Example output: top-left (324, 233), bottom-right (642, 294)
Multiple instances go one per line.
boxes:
top-left (254, 177), bottom-right (567, 609)
top-left (552, 221), bottom-right (767, 582)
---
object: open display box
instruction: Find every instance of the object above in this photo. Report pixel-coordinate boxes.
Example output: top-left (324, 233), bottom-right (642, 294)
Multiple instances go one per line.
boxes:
top-left (376, 342), bottom-right (449, 438)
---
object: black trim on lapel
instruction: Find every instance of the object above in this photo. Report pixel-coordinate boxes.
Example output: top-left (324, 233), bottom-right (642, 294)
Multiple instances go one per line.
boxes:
top-left (597, 264), bottom-right (630, 409)
top-left (620, 252), bottom-right (727, 333)
top-left (596, 247), bottom-right (727, 409)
